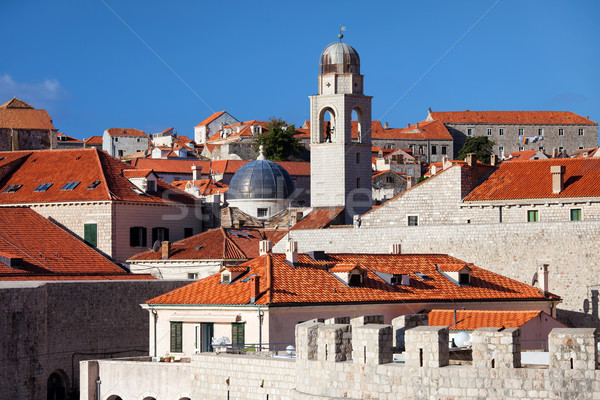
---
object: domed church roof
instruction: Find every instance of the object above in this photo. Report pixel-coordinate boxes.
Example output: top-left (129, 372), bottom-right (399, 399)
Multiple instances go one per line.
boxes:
top-left (320, 42), bottom-right (360, 75)
top-left (227, 158), bottom-right (295, 200)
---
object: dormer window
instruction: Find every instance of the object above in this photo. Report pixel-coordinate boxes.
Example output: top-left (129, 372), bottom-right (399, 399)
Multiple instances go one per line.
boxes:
top-left (437, 263), bottom-right (472, 286)
top-left (221, 271), bottom-right (231, 284)
top-left (147, 180), bottom-right (156, 193)
top-left (390, 274), bottom-right (410, 286)
top-left (459, 272), bottom-right (470, 285)
top-left (348, 272), bottom-right (362, 287)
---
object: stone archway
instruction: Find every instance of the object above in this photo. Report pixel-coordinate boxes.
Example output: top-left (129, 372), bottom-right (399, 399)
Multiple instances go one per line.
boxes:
top-left (47, 370), bottom-right (68, 400)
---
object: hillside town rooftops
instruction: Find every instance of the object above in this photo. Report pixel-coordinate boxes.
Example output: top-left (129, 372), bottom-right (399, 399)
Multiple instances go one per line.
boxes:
top-left (147, 252), bottom-right (559, 306)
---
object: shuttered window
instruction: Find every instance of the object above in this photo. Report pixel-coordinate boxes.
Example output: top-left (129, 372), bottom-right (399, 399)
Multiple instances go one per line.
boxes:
top-left (84, 223), bottom-right (97, 247)
top-left (152, 227), bottom-right (169, 243)
top-left (170, 322), bottom-right (183, 353)
top-left (130, 227), bottom-right (147, 247)
top-left (231, 323), bottom-right (245, 347)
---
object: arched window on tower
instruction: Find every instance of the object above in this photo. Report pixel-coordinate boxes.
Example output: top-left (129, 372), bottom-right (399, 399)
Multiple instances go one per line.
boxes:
top-left (317, 108), bottom-right (336, 143)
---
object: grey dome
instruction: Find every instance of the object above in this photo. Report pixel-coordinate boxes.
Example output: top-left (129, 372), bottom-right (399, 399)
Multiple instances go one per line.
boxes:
top-left (320, 42), bottom-right (360, 75)
top-left (228, 160), bottom-right (295, 200)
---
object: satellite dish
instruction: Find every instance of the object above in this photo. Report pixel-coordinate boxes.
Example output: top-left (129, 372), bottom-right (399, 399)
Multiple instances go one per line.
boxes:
top-left (531, 271), bottom-right (538, 286)
top-left (152, 240), bottom-right (161, 252)
top-left (454, 331), bottom-right (470, 348)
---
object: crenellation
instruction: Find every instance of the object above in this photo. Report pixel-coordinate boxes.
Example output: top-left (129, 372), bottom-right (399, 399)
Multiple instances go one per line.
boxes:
top-left (317, 324), bottom-right (352, 362)
top-left (549, 327), bottom-right (597, 370)
top-left (351, 324), bottom-right (393, 365)
top-left (405, 326), bottom-right (450, 368)
top-left (472, 327), bottom-right (521, 369)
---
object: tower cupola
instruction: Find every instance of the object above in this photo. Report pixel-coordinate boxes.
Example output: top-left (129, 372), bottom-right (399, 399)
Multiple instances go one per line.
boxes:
top-left (320, 42), bottom-right (361, 75)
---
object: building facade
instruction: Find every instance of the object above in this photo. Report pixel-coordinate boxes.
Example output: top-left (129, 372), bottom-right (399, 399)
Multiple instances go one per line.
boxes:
top-left (0, 97), bottom-right (57, 151)
top-left (102, 127), bottom-right (149, 159)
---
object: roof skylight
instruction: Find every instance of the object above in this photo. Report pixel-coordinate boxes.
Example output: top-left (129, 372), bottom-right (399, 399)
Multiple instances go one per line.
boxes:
top-left (2, 184), bottom-right (23, 193)
top-left (87, 180), bottom-right (101, 190)
top-left (34, 183), bottom-right (54, 192)
top-left (61, 181), bottom-right (80, 191)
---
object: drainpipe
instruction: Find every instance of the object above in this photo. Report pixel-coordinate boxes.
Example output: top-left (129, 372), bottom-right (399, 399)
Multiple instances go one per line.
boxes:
top-left (151, 307), bottom-right (158, 357)
top-left (95, 377), bottom-right (101, 400)
top-left (258, 306), bottom-right (264, 351)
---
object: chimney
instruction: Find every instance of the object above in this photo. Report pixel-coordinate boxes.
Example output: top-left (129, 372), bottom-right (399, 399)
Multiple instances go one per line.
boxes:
top-left (286, 240), bottom-right (298, 264)
top-left (431, 165), bottom-right (438, 175)
top-left (161, 241), bottom-right (171, 259)
top-left (538, 263), bottom-right (549, 293)
top-left (416, 122), bottom-right (419, 129)
top-left (552, 148), bottom-right (558, 158)
top-left (407, 122), bottom-right (410, 128)
top-left (406, 176), bottom-right (413, 189)
top-left (259, 240), bottom-right (272, 256)
top-left (490, 154), bottom-right (498, 166)
top-left (290, 211), bottom-right (303, 226)
top-left (192, 164), bottom-right (200, 181)
top-left (466, 153), bottom-right (477, 167)
top-left (389, 243), bottom-right (401, 254)
top-left (249, 275), bottom-right (260, 303)
top-left (384, 122), bottom-right (389, 129)
top-left (551, 165), bottom-right (566, 194)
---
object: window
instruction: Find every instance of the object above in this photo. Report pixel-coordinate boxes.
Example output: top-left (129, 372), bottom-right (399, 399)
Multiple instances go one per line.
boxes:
top-left (87, 180), bottom-right (101, 190)
top-left (499, 128), bottom-right (504, 136)
top-left (147, 180), bottom-right (156, 193)
top-left (518, 146), bottom-right (524, 151)
top-left (118, 150), bottom-right (124, 157)
top-left (130, 227), bottom-right (147, 247)
top-left (61, 181), bottom-right (80, 191)
top-left (486, 128), bottom-right (492, 136)
top-left (570, 208), bottom-right (582, 221)
top-left (356, 152), bottom-right (360, 164)
top-left (518, 128), bottom-right (524, 136)
top-left (539, 146), bottom-right (544, 151)
top-left (84, 223), bottom-right (97, 247)
top-left (459, 273), bottom-right (470, 285)
top-left (385, 176), bottom-right (394, 183)
top-left (221, 271), bottom-right (231, 284)
top-left (579, 146), bottom-right (584, 150)
top-left (559, 146), bottom-right (564, 153)
top-left (114, 137), bottom-right (119, 142)
top-left (170, 322), bottom-right (183, 353)
top-left (184, 227), bottom-right (194, 238)
top-left (467, 128), bottom-right (473, 136)
top-left (431, 146), bottom-right (437, 155)
top-left (558, 128), bottom-right (564, 136)
top-left (3, 184), bottom-right (23, 193)
top-left (527, 210), bottom-right (539, 222)
top-left (407, 215), bottom-right (418, 226)
top-left (498, 146), bottom-right (504, 157)
top-left (257, 208), bottom-right (268, 218)
top-left (441, 146), bottom-right (447, 155)
top-left (137, 138), bottom-right (141, 142)
top-left (538, 128), bottom-right (544, 136)
top-left (356, 177), bottom-right (360, 189)
top-left (34, 182), bottom-right (53, 192)
top-left (232, 323), bottom-right (245, 348)
top-left (188, 272), bottom-right (199, 280)
top-left (579, 128), bottom-right (584, 136)
top-left (348, 273), bottom-right (362, 287)
top-left (152, 227), bottom-right (169, 243)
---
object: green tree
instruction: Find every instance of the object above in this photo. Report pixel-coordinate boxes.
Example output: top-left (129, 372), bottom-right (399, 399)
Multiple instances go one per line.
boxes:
top-left (254, 118), bottom-right (303, 161)
top-left (457, 136), bottom-right (495, 163)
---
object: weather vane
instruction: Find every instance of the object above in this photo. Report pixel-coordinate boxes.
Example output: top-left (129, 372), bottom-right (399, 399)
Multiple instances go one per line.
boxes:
top-left (338, 26), bottom-right (346, 42)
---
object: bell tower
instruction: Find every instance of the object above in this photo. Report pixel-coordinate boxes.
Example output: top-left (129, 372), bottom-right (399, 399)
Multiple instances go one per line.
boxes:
top-left (309, 37), bottom-right (373, 223)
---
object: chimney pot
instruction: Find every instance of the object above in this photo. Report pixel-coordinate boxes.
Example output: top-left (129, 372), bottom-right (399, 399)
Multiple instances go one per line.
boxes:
top-left (551, 165), bottom-right (566, 194)
top-left (286, 240), bottom-right (298, 264)
top-left (389, 243), bottom-right (401, 254)
top-left (259, 240), bottom-right (272, 256)
top-left (192, 164), bottom-right (200, 181)
top-left (490, 154), bottom-right (498, 166)
top-left (538, 263), bottom-right (549, 293)
top-left (406, 176), bottom-right (413, 189)
top-left (384, 122), bottom-right (389, 129)
top-left (249, 275), bottom-right (260, 303)
top-left (161, 241), bottom-right (171, 259)
top-left (466, 153), bottom-right (477, 167)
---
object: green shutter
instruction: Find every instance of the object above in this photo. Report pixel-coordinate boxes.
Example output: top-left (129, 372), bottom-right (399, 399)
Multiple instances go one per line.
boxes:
top-left (170, 322), bottom-right (182, 353)
top-left (84, 223), bottom-right (97, 247)
top-left (232, 323), bottom-right (245, 347)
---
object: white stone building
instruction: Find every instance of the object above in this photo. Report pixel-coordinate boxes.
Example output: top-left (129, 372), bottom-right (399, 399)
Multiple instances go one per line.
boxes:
top-left (194, 110), bottom-right (239, 144)
top-left (102, 127), bottom-right (149, 159)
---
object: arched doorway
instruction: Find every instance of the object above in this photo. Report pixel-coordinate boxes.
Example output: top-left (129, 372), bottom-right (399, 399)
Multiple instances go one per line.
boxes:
top-left (47, 371), bottom-right (67, 400)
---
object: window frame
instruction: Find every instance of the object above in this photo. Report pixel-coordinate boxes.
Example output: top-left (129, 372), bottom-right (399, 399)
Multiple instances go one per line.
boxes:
top-left (527, 210), bottom-right (539, 223)
top-left (84, 223), bottom-right (98, 247)
top-left (538, 128), bottom-right (544, 136)
top-left (170, 321), bottom-right (183, 353)
top-left (498, 128), bottom-right (504, 136)
top-left (231, 322), bottom-right (245, 348)
top-left (257, 208), bottom-right (268, 218)
top-left (61, 181), bottom-right (80, 191)
top-left (130, 226), bottom-right (147, 247)
top-left (407, 215), bottom-right (419, 226)
top-left (579, 128), bottom-right (584, 136)
top-left (486, 128), bottom-right (492, 136)
top-left (570, 208), bottom-right (582, 221)
top-left (34, 182), bottom-right (53, 192)
top-left (558, 128), bottom-right (564, 136)
top-left (467, 128), bottom-right (473, 137)
top-left (152, 227), bottom-right (170, 243)
top-left (441, 146), bottom-right (447, 155)
top-left (518, 128), bottom-right (524, 136)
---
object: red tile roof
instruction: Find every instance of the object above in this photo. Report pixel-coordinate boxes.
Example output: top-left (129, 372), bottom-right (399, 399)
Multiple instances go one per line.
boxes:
top-left (57, 133), bottom-right (83, 143)
top-left (506, 150), bottom-right (540, 161)
top-left (171, 178), bottom-right (228, 196)
top-left (290, 207), bottom-right (345, 230)
top-left (372, 170), bottom-right (406, 179)
top-left (0, 149), bottom-right (196, 205)
top-left (195, 111), bottom-right (226, 127)
top-left (105, 128), bottom-right (147, 137)
top-left (207, 120), bottom-right (269, 142)
top-left (428, 309), bottom-right (553, 331)
top-left (430, 111), bottom-right (597, 125)
top-left (464, 158), bottom-right (600, 201)
top-left (147, 253), bottom-right (558, 306)
top-left (0, 98), bottom-right (34, 109)
top-left (0, 107), bottom-right (56, 130)
top-left (0, 207), bottom-right (154, 280)
top-left (129, 228), bottom-right (265, 262)
top-left (84, 136), bottom-right (103, 146)
top-left (438, 263), bottom-right (469, 272)
top-left (122, 169), bottom-right (155, 178)
top-left (382, 120), bottom-right (453, 140)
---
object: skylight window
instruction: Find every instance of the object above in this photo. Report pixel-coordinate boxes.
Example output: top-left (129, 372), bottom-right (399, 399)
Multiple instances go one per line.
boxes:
top-left (61, 181), bottom-right (80, 191)
top-left (87, 180), bottom-right (101, 190)
top-left (34, 183), bottom-right (53, 192)
top-left (2, 184), bottom-right (23, 193)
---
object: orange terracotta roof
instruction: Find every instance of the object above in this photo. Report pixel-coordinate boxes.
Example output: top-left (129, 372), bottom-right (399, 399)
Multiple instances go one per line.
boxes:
top-left (372, 170), bottom-right (406, 179)
top-left (57, 133), bottom-right (83, 143)
top-left (430, 111), bottom-right (597, 125)
top-left (129, 228), bottom-right (265, 262)
top-left (0, 97), bottom-right (34, 109)
top-left (105, 128), bottom-right (147, 137)
top-left (122, 169), bottom-right (154, 178)
top-left (0, 149), bottom-right (196, 205)
top-left (464, 158), bottom-right (600, 201)
top-left (147, 253), bottom-right (559, 306)
top-left (171, 178), bottom-right (228, 196)
top-left (290, 207), bottom-right (345, 230)
top-left (382, 120), bottom-right (453, 140)
top-left (507, 150), bottom-right (539, 160)
top-left (294, 128), bottom-right (310, 138)
top-left (0, 108), bottom-right (56, 130)
top-left (195, 111), bottom-right (226, 127)
top-left (329, 263), bottom-right (363, 273)
top-left (0, 207), bottom-right (154, 281)
top-left (84, 136), bottom-right (103, 145)
top-left (438, 263), bottom-right (469, 272)
top-left (428, 309), bottom-right (550, 331)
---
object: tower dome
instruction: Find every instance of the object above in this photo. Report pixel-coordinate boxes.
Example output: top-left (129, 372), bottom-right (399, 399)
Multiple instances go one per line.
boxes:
top-left (227, 160), bottom-right (295, 200)
top-left (320, 42), bottom-right (360, 75)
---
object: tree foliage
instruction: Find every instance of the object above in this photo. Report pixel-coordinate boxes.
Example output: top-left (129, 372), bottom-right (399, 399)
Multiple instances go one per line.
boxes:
top-left (457, 136), bottom-right (495, 163)
top-left (254, 118), bottom-right (303, 161)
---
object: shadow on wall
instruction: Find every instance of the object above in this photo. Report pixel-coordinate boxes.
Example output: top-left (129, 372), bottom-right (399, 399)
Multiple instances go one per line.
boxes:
top-left (558, 289), bottom-right (599, 329)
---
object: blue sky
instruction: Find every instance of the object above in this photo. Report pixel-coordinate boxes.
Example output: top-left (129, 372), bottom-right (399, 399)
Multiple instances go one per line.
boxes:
top-left (1, 1), bottom-right (598, 140)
